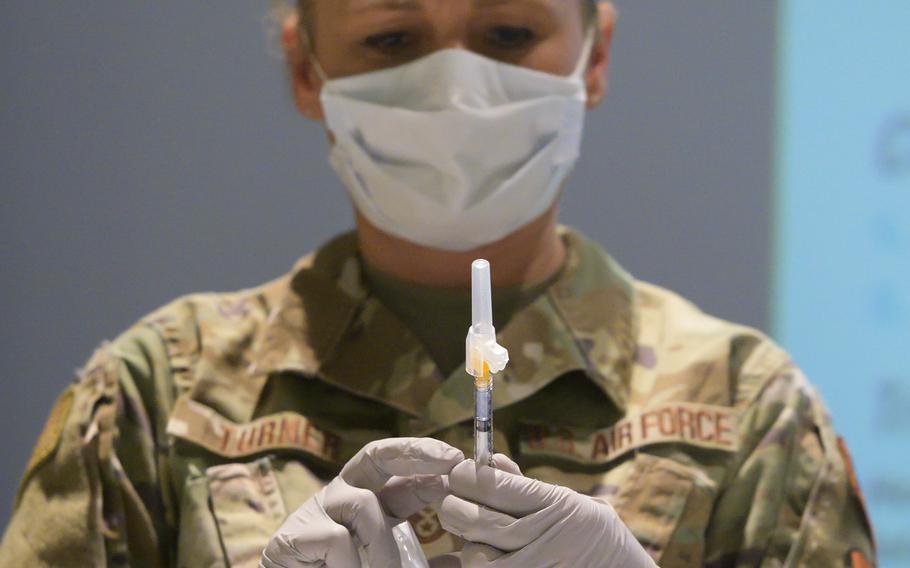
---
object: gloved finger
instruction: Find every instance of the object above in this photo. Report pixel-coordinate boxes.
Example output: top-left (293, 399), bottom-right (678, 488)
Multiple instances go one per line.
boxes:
top-left (490, 454), bottom-right (521, 475)
top-left (341, 438), bottom-right (465, 492)
top-left (379, 474), bottom-right (449, 519)
top-left (259, 546), bottom-right (324, 568)
top-left (428, 553), bottom-right (462, 568)
top-left (448, 460), bottom-right (571, 517)
top-left (460, 542), bottom-right (506, 567)
top-left (321, 478), bottom-right (400, 568)
top-left (438, 494), bottom-right (563, 551)
top-left (438, 494), bottom-right (519, 549)
top-left (260, 510), bottom-right (361, 568)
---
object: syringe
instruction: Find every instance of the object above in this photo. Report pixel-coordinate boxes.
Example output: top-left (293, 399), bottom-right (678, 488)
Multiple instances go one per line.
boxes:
top-left (361, 262), bottom-right (508, 568)
top-left (465, 259), bottom-right (509, 466)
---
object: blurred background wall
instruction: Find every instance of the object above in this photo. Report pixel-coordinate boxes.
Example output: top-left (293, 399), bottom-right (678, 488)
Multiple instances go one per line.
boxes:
top-left (774, 3), bottom-right (909, 564)
top-left (12, 0), bottom-right (879, 556)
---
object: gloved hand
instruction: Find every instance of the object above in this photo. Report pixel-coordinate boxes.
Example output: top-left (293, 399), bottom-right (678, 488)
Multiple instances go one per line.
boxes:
top-left (260, 437), bottom-right (464, 568)
top-left (437, 457), bottom-right (657, 568)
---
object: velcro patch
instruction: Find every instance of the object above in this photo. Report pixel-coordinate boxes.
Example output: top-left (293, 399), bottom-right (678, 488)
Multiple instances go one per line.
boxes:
top-left (838, 436), bottom-right (877, 549)
top-left (166, 396), bottom-right (340, 463)
top-left (850, 549), bottom-right (873, 568)
top-left (17, 387), bottom-right (75, 506)
top-left (520, 402), bottom-right (739, 465)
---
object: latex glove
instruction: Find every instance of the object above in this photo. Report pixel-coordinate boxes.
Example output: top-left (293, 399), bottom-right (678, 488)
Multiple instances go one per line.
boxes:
top-left (261, 437), bottom-right (464, 568)
top-left (437, 458), bottom-right (657, 568)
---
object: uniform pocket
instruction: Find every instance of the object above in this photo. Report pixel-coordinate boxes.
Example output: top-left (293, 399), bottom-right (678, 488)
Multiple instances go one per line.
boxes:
top-left (176, 457), bottom-right (290, 568)
top-left (177, 472), bottom-right (225, 568)
top-left (609, 454), bottom-right (717, 567)
top-left (208, 457), bottom-right (289, 567)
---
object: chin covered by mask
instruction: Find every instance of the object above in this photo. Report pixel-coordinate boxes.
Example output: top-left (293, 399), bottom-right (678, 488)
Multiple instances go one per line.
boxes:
top-left (314, 28), bottom-right (595, 252)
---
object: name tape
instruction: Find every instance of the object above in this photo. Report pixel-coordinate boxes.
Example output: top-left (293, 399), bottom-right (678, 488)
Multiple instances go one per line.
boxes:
top-left (520, 402), bottom-right (739, 465)
top-left (166, 396), bottom-right (340, 462)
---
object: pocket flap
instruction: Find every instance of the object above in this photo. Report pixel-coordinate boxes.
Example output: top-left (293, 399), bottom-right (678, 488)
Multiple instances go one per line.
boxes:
top-left (207, 458), bottom-right (288, 568)
top-left (611, 454), bottom-right (717, 567)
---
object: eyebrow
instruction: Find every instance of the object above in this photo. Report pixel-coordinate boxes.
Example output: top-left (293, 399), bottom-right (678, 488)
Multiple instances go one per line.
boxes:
top-left (349, 0), bottom-right (423, 13)
top-left (473, 0), bottom-right (548, 7)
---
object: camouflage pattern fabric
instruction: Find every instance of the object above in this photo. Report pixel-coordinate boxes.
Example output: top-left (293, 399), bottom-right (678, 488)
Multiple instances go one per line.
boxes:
top-left (0, 227), bottom-right (876, 567)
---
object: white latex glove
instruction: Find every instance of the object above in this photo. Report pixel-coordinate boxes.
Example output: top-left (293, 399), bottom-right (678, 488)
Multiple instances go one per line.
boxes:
top-left (261, 437), bottom-right (464, 568)
top-left (437, 457), bottom-right (657, 568)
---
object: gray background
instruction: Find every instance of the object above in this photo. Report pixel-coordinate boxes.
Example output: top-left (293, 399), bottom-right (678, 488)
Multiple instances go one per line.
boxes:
top-left (0, 1), bottom-right (775, 523)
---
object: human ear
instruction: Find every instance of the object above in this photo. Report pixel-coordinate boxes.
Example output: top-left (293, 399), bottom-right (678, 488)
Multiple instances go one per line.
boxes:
top-left (282, 12), bottom-right (325, 121)
top-left (585, 2), bottom-right (616, 109)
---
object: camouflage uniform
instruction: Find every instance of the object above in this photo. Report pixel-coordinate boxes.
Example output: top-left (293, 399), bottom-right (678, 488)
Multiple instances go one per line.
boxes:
top-left (0, 228), bottom-right (876, 567)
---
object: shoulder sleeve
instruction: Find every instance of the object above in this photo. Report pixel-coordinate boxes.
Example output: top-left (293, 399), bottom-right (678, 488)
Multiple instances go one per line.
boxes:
top-left (704, 344), bottom-right (877, 567)
top-left (0, 319), bottom-right (178, 568)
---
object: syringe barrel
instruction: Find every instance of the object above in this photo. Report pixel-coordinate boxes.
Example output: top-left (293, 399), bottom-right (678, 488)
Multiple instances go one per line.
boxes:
top-left (474, 383), bottom-right (493, 466)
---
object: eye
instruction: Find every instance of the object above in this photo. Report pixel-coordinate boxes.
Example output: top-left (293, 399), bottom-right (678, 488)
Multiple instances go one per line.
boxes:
top-left (363, 31), bottom-right (414, 53)
top-left (486, 25), bottom-right (536, 49)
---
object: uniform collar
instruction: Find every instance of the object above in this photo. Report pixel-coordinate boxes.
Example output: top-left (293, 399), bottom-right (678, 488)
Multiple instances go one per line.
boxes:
top-left (248, 227), bottom-right (638, 434)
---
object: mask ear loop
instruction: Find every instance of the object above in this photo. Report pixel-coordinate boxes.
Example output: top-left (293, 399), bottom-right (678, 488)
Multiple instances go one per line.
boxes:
top-left (571, 22), bottom-right (599, 79)
top-left (298, 24), bottom-right (330, 84)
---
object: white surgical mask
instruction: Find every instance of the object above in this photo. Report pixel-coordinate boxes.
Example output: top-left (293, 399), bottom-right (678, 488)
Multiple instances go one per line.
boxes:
top-left (315, 28), bottom-right (596, 251)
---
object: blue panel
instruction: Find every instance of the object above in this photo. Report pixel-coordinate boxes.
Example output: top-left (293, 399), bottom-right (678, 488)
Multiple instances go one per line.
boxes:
top-left (774, 2), bottom-right (910, 565)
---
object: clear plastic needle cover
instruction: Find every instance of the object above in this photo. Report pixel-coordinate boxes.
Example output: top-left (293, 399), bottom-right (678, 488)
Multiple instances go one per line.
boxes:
top-left (465, 260), bottom-right (509, 378)
top-left (466, 259), bottom-right (509, 466)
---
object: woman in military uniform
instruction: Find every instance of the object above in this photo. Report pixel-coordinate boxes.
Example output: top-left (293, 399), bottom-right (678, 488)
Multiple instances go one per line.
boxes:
top-left (0, 1), bottom-right (876, 567)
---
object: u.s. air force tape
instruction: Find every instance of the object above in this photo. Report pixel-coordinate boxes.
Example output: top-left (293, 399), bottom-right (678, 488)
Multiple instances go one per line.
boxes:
top-left (520, 402), bottom-right (739, 465)
top-left (166, 396), bottom-right (340, 462)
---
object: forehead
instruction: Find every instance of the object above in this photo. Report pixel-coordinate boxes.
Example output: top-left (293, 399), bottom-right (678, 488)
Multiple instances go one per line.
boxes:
top-left (344, 0), bottom-right (548, 7)
top-left (316, 0), bottom-right (582, 15)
